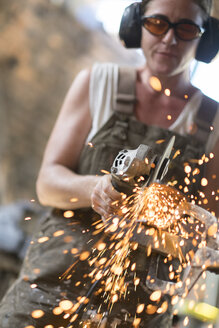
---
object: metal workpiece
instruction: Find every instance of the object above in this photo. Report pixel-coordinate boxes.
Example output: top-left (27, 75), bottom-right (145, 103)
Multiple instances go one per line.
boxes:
top-left (144, 205), bottom-right (219, 296)
top-left (182, 203), bottom-right (219, 249)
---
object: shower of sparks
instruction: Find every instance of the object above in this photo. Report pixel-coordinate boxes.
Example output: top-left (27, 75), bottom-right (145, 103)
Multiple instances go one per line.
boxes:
top-left (53, 181), bottom-right (212, 326)
top-left (30, 145), bottom-right (218, 326)
top-left (130, 183), bottom-right (187, 229)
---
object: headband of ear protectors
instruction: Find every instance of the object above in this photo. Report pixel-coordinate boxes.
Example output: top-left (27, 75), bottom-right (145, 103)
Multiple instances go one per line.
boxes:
top-left (119, 2), bottom-right (219, 63)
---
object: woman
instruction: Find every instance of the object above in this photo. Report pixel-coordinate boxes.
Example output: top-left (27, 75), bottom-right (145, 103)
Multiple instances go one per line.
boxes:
top-left (0, 0), bottom-right (218, 327)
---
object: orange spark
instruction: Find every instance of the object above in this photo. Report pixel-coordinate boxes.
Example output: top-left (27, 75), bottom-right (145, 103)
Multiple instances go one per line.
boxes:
top-left (63, 210), bottom-right (74, 218)
top-left (164, 89), bottom-right (171, 96)
top-left (150, 290), bottom-right (162, 302)
top-left (38, 236), bottom-right (49, 243)
top-left (31, 309), bottom-right (45, 319)
top-left (149, 76), bottom-right (162, 92)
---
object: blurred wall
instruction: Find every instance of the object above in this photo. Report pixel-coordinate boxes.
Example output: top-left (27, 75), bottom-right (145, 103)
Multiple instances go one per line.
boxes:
top-left (213, 0), bottom-right (219, 17)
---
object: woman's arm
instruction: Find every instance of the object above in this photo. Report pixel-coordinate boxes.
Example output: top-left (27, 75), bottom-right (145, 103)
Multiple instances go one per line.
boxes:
top-left (36, 68), bottom-right (99, 209)
top-left (36, 68), bottom-right (121, 211)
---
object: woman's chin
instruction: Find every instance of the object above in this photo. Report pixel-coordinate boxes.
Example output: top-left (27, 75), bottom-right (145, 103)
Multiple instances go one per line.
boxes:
top-left (151, 64), bottom-right (180, 78)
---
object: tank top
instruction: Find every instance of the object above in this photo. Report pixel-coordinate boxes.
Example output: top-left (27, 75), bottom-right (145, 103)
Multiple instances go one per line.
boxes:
top-left (88, 62), bottom-right (219, 154)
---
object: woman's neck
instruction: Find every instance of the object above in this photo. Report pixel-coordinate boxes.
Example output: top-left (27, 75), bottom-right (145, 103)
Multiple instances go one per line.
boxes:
top-left (138, 66), bottom-right (197, 99)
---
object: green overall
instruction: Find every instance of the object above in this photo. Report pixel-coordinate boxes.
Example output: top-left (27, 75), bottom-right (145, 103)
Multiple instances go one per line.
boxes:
top-left (0, 65), bottom-right (217, 328)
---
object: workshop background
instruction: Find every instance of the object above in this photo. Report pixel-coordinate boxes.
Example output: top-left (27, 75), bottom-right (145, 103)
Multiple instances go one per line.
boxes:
top-left (0, 0), bottom-right (218, 327)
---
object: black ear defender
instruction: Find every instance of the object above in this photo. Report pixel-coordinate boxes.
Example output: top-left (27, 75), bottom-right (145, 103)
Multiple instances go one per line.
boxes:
top-left (119, 2), bottom-right (219, 63)
top-left (119, 2), bottom-right (142, 48)
top-left (195, 17), bottom-right (219, 63)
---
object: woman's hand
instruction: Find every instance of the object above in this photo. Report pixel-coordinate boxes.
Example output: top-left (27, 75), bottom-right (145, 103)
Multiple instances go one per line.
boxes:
top-left (91, 174), bottom-right (123, 220)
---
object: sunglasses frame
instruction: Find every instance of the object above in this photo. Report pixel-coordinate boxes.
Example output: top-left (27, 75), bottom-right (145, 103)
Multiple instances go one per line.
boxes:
top-left (141, 15), bottom-right (205, 41)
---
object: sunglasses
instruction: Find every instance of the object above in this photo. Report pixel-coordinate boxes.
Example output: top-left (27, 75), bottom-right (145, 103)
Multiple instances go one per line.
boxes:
top-left (141, 15), bottom-right (205, 41)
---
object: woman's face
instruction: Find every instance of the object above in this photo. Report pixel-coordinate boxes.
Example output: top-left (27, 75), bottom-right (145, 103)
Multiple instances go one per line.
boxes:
top-left (141, 0), bottom-right (205, 77)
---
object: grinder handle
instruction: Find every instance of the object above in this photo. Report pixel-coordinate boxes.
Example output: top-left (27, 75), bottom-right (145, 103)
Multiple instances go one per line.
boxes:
top-left (111, 174), bottom-right (134, 196)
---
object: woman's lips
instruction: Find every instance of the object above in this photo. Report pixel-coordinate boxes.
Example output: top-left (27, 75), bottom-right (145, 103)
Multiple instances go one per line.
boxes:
top-left (156, 51), bottom-right (177, 58)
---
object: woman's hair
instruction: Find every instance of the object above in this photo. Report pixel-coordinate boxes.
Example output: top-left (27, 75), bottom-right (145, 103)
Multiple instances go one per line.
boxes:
top-left (141, 0), bottom-right (213, 18)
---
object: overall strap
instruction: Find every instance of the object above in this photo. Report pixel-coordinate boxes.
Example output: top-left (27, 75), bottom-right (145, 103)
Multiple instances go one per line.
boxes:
top-left (113, 66), bottom-right (137, 114)
top-left (193, 94), bottom-right (218, 145)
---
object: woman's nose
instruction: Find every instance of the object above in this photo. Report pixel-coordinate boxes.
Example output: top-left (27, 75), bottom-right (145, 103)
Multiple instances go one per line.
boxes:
top-left (162, 28), bottom-right (177, 45)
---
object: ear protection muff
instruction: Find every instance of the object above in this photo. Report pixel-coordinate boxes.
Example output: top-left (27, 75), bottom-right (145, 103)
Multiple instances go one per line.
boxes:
top-left (195, 17), bottom-right (219, 63)
top-left (119, 2), bottom-right (219, 63)
top-left (119, 2), bottom-right (142, 48)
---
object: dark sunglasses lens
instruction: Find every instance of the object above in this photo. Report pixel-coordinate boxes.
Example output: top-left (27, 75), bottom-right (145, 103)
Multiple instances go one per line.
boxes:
top-left (143, 17), bottom-right (169, 35)
top-left (176, 23), bottom-right (200, 40)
